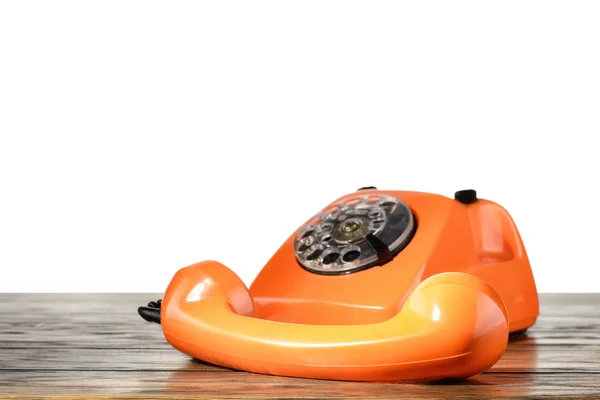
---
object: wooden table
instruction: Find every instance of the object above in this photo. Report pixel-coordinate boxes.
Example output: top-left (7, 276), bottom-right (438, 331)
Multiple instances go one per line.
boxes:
top-left (1, 293), bottom-right (598, 399)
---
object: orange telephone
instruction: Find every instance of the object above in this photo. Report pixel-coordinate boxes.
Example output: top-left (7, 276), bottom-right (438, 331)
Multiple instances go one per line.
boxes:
top-left (139, 188), bottom-right (539, 382)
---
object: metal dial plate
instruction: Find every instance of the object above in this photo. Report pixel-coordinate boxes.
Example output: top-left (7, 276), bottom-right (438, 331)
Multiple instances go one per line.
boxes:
top-left (294, 193), bottom-right (415, 274)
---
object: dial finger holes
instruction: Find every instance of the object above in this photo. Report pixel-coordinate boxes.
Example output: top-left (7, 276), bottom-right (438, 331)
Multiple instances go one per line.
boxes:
top-left (348, 207), bottom-right (368, 216)
top-left (309, 217), bottom-right (323, 226)
top-left (306, 244), bottom-right (325, 261)
top-left (298, 236), bottom-right (314, 252)
top-left (380, 195), bottom-right (399, 205)
top-left (320, 233), bottom-right (332, 243)
top-left (366, 195), bottom-right (382, 204)
top-left (368, 209), bottom-right (383, 219)
top-left (370, 220), bottom-right (384, 232)
top-left (320, 222), bottom-right (334, 232)
top-left (322, 212), bottom-right (334, 221)
top-left (322, 205), bottom-right (339, 215)
top-left (341, 246), bottom-right (361, 263)
top-left (321, 248), bottom-right (340, 266)
top-left (300, 226), bottom-right (315, 239)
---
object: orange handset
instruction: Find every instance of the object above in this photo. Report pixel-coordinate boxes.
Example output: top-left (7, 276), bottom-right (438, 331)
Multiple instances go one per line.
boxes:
top-left (139, 188), bottom-right (539, 382)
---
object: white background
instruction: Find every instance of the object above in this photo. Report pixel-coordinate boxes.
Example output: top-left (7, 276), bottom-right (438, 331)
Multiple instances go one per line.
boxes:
top-left (1, 1), bottom-right (598, 293)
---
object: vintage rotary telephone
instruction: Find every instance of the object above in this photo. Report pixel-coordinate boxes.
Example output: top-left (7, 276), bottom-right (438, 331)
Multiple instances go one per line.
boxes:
top-left (139, 188), bottom-right (539, 382)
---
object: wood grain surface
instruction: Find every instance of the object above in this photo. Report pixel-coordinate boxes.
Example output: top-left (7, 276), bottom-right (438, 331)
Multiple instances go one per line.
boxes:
top-left (1, 293), bottom-right (599, 399)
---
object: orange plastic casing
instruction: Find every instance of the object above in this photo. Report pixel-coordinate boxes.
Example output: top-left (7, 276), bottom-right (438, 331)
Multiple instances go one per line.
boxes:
top-left (159, 190), bottom-right (539, 382)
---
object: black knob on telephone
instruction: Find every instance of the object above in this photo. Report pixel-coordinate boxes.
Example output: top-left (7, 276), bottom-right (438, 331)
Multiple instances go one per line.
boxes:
top-left (454, 189), bottom-right (478, 204)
